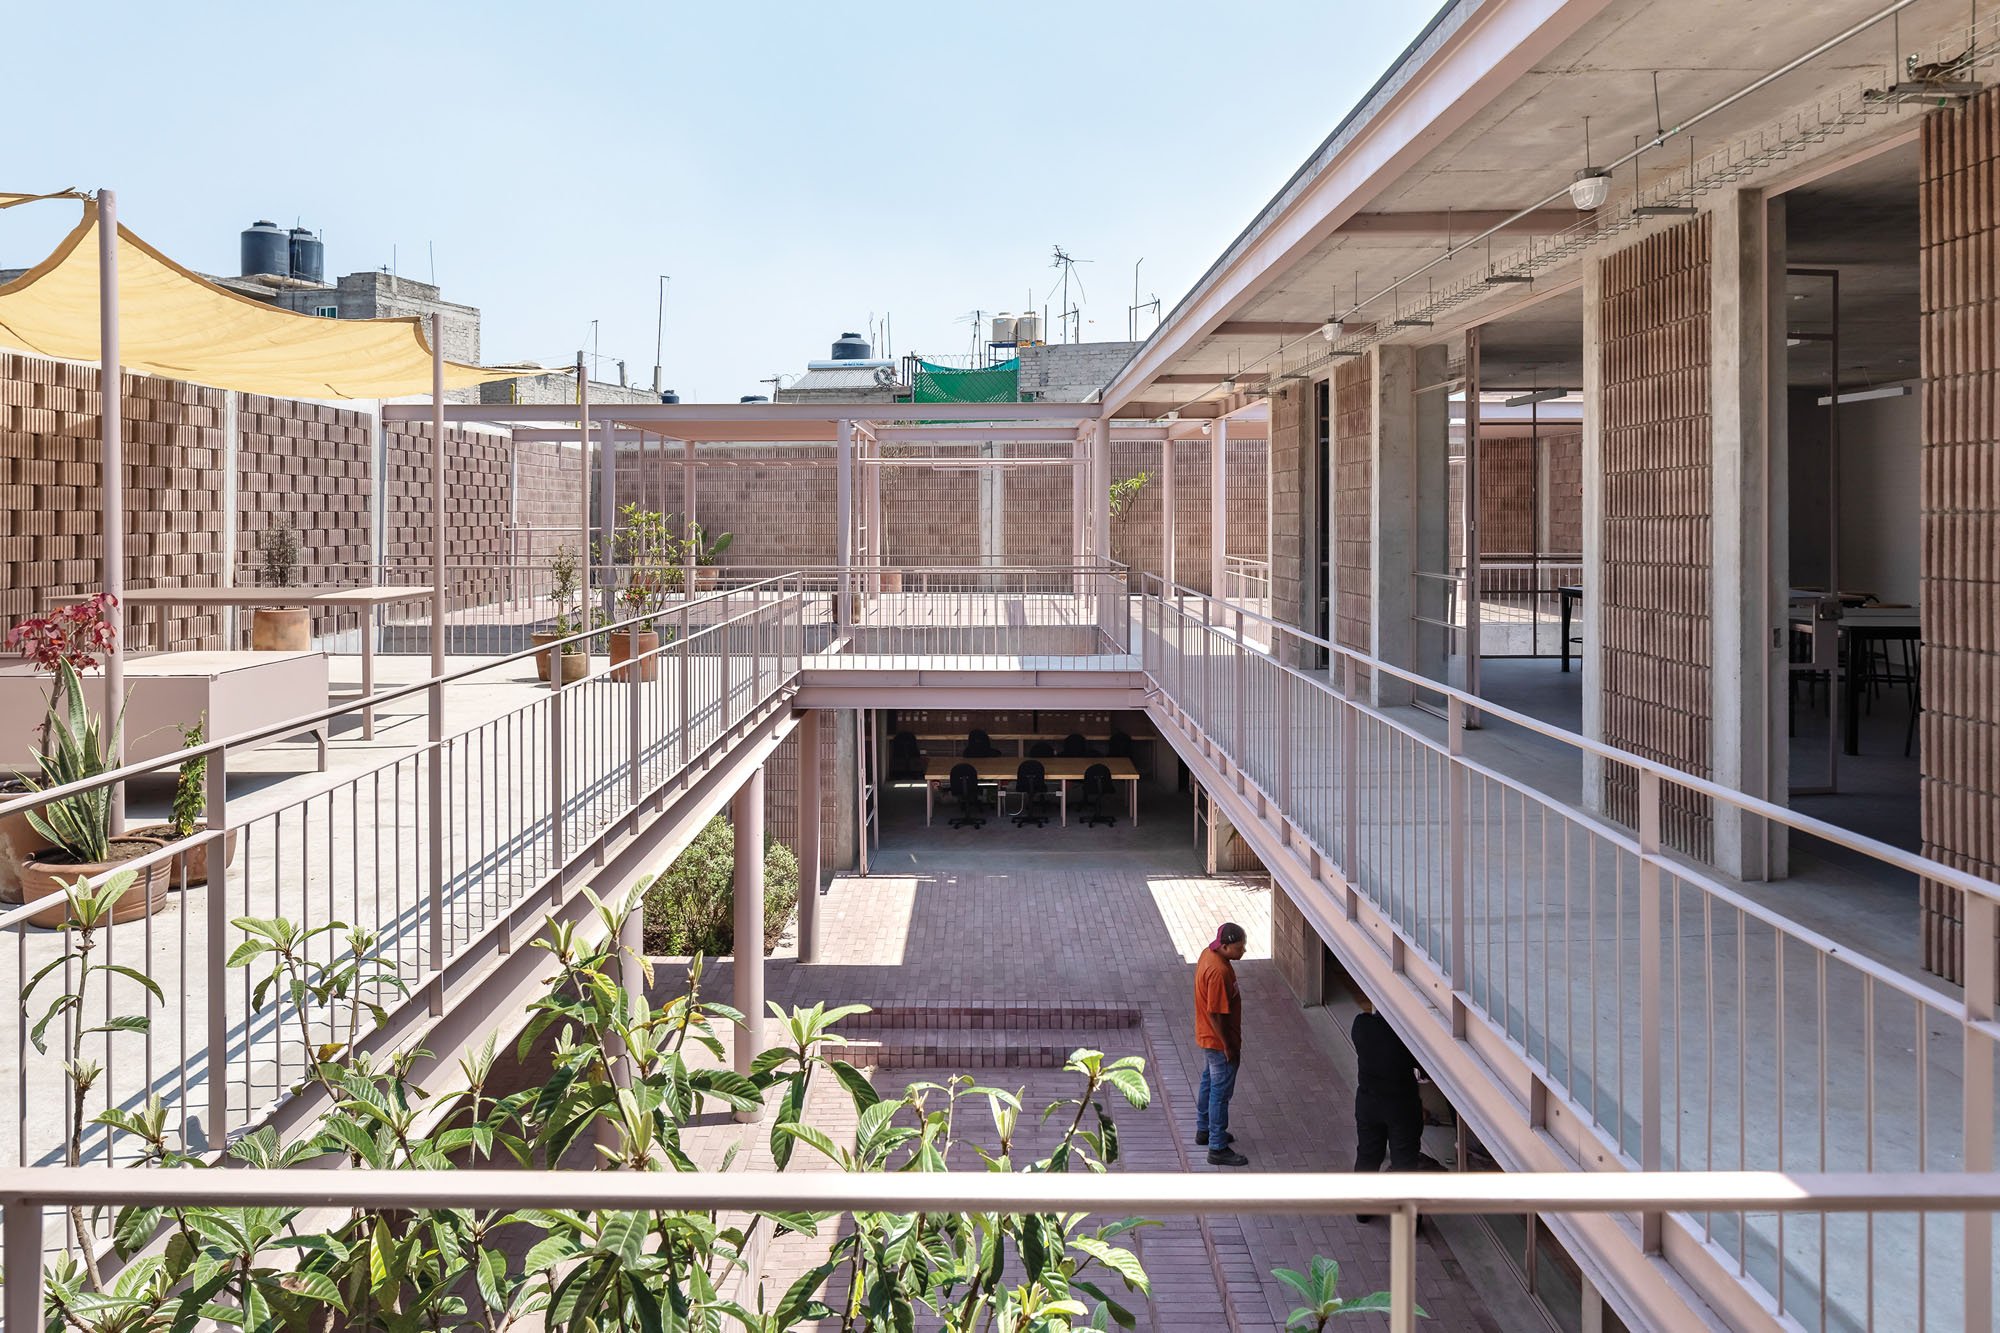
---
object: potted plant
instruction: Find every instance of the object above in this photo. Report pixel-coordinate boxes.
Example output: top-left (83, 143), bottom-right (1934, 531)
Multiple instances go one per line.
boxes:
top-left (529, 547), bottom-right (589, 683)
top-left (250, 516), bottom-right (310, 651)
top-left (1, 593), bottom-right (117, 903)
top-left (609, 505), bottom-right (680, 682)
top-left (17, 661), bottom-right (168, 927)
top-left (688, 520), bottom-right (734, 591)
top-left (127, 717), bottom-right (237, 887)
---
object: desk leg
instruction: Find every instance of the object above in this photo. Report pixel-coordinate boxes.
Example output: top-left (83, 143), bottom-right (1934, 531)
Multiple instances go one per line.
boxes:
top-left (361, 610), bottom-right (376, 740)
top-left (1561, 596), bottom-right (1573, 673)
top-left (1844, 639), bottom-right (1863, 757)
top-left (1059, 786), bottom-right (1067, 827)
top-left (1129, 779), bottom-right (1138, 826)
top-left (926, 780), bottom-right (934, 827)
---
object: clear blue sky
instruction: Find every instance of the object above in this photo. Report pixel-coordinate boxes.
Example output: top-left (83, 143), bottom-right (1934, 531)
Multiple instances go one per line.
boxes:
top-left (2, 2), bottom-right (1437, 400)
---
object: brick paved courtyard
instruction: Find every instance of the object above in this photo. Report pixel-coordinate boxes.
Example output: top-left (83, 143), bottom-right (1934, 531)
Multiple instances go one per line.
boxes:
top-left (698, 785), bottom-right (1529, 1332)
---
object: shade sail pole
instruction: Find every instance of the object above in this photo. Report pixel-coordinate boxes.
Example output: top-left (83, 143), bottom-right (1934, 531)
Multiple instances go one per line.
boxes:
top-left (577, 354), bottom-right (591, 638)
top-left (429, 315), bottom-right (446, 682)
top-left (99, 189), bottom-right (125, 832)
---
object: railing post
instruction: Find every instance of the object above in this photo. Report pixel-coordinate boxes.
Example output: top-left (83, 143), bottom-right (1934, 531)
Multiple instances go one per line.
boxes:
top-left (1447, 695), bottom-right (1467, 1014)
top-left (678, 602), bottom-right (693, 772)
top-left (1390, 1205), bottom-right (1418, 1333)
top-left (548, 680), bottom-right (567, 879)
top-left (6, 1198), bottom-right (44, 1333)
top-left (426, 681), bottom-right (445, 1005)
top-left (1233, 638), bottom-right (1247, 766)
top-left (1341, 656), bottom-right (1360, 880)
top-left (628, 624), bottom-right (644, 808)
top-left (204, 748), bottom-right (230, 1150)
top-left (1637, 766), bottom-right (1664, 1254)
top-left (1966, 884), bottom-right (1998, 1329)
top-left (1277, 671), bottom-right (1292, 813)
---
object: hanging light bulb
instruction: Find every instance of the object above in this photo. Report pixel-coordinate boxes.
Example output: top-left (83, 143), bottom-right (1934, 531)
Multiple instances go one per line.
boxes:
top-left (1320, 314), bottom-right (1344, 342)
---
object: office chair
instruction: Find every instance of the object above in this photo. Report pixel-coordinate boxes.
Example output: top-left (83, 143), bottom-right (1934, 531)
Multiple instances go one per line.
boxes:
top-left (1060, 732), bottom-right (1090, 758)
top-left (1077, 762), bottom-right (1116, 828)
top-left (1107, 730), bottom-right (1133, 760)
top-left (889, 731), bottom-right (924, 783)
top-left (963, 729), bottom-right (1000, 758)
top-left (948, 763), bottom-right (986, 829)
top-left (1011, 759), bottom-right (1050, 828)
top-left (1027, 740), bottom-right (1056, 758)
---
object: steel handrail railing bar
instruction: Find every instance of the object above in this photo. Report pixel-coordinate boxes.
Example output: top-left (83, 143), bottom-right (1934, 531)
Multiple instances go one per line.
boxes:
top-left (7, 1169), bottom-right (1999, 1333)
top-left (1132, 571), bottom-right (2000, 906)
top-left (0, 574), bottom-right (798, 820)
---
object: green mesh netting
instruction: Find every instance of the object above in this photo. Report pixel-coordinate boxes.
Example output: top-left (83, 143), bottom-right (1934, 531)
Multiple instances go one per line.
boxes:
top-left (911, 357), bottom-right (1019, 403)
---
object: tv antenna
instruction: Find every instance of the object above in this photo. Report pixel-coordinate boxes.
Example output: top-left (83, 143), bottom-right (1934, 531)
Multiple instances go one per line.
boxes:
top-left (1049, 245), bottom-right (1092, 343)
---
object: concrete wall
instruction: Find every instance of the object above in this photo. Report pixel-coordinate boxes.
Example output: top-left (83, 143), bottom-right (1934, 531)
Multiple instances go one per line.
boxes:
top-left (1017, 342), bottom-right (1142, 402)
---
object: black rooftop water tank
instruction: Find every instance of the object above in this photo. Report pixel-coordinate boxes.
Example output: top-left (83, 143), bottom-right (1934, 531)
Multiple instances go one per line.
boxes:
top-left (660, 390), bottom-right (680, 403)
top-left (740, 395), bottom-right (769, 403)
top-left (830, 332), bottom-right (871, 361)
top-left (288, 228), bottom-right (324, 284)
top-left (240, 220), bottom-right (288, 278)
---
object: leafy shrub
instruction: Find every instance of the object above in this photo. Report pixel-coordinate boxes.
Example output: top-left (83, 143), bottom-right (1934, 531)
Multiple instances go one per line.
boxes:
top-left (642, 814), bottom-right (799, 956)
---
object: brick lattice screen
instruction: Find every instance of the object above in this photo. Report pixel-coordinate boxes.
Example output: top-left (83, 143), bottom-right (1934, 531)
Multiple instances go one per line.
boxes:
top-left (0, 354), bottom-right (228, 648)
top-left (1598, 217), bottom-right (1714, 856)
top-left (238, 394), bottom-right (373, 640)
top-left (1333, 355), bottom-right (1374, 659)
top-left (1267, 384), bottom-right (1308, 648)
top-left (1918, 91), bottom-right (2000, 982)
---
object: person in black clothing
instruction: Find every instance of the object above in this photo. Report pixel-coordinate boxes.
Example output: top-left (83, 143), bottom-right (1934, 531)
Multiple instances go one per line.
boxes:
top-left (1351, 994), bottom-right (1425, 1220)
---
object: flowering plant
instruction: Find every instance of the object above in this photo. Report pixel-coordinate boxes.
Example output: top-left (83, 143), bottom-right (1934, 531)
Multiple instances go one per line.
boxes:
top-left (6, 593), bottom-right (118, 674)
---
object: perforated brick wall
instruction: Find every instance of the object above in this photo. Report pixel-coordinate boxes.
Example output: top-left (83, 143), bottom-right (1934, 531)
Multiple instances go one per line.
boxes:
top-left (1597, 217), bottom-right (1714, 857)
top-left (1333, 356), bottom-right (1374, 660)
top-left (1918, 91), bottom-right (2000, 982)
top-left (0, 353), bottom-right (228, 648)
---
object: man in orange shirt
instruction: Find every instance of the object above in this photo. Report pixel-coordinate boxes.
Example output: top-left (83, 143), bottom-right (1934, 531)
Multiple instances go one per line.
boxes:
top-left (1194, 922), bottom-right (1249, 1166)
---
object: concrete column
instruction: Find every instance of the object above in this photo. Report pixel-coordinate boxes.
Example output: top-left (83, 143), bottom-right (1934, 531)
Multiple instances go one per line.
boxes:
top-left (835, 420), bottom-right (853, 627)
top-left (978, 441), bottom-right (1002, 568)
top-left (1709, 188), bottom-right (1787, 881)
top-left (1071, 432), bottom-right (1089, 564)
top-left (1368, 346), bottom-right (1438, 707)
top-left (1209, 419), bottom-right (1229, 598)
top-left (731, 764), bottom-right (766, 1103)
top-left (795, 709), bottom-right (821, 963)
top-left (1580, 266), bottom-right (1606, 815)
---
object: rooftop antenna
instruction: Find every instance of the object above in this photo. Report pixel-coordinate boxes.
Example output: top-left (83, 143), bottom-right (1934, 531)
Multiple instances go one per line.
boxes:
top-left (760, 372), bottom-right (785, 398)
top-left (590, 319), bottom-right (600, 379)
top-left (428, 240), bottom-right (436, 286)
top-left (1049, 245), bottom-right (1092, 344)
top-left (653, 276), bottom-right (670, 394)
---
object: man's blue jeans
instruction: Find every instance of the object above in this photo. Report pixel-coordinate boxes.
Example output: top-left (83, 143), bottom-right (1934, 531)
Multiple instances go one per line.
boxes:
top-left (1195, 1047), bottom-right (1238, 1142)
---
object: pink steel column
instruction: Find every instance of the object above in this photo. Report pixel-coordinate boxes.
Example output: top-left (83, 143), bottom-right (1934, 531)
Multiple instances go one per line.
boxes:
top-left (426, 315), bottom-right (447, 992)
top-left (1209, 418), bottom-right (1229, 600)
top-left (731, 765), bottom-right (766, 1113)
top-left (576, 354), bottom-right (592, 635)
top-left (1091, 420), bottom-right (1111, 566)
top-left (98, 189), bottom-right (126, 831)
top-left (682, 439), bottom-right (696, 598)
top-left (835, 420), bottom-right (854, 628)
top-left (795, 709), bottom-right (821, 963)
top-left (1161, 431), bottom-right (1177, 587)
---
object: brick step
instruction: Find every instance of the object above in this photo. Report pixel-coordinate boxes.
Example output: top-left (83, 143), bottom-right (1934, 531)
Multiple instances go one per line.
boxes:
top-left (842, 1025), bottom-right (1142, 1071)
top-left (836, 1002), bottom-right (1141, 1033)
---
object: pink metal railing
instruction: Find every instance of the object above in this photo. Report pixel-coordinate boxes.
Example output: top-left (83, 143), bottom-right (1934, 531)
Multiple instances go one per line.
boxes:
top-left (1133, 570), bottom-right (2000, 1330)
top-left (0, 577), bottom-right (804, 1180)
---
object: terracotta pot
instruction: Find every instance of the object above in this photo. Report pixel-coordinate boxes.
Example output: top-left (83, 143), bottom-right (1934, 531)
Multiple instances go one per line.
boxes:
top-left (18, 838), bottom-right (171, 927)
top-left (0, 780), bottom-right (51, 904)
top-left (879, 570), bottom-right (903, 594)
top-left (125, 823), bottom-right (239, 888)
top-left (608, 630), bottom-right (660, 683)
top-left (529, 631), bottom-right (589, 683)
top-left (251, 606), bottom-right (311, 651)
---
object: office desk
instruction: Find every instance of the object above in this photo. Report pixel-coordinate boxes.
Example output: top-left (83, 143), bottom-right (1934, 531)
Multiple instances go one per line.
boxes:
top-left (923, 756), bottom-right (1140, 827)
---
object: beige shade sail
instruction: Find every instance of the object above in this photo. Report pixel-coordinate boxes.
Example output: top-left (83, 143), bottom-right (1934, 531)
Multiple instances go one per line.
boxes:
top-left (0, 196), bottom-right (531, 399)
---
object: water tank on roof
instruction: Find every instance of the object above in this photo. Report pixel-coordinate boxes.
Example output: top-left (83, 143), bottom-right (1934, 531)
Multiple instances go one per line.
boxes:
top-left (660, 390), bottom-right (680, 403)
top-left (1016, 312), bottom-right (1045, 345)
top-left (740, 394), bottom-right (769, 403)
top-left (240, 220), bottom-right (289, 278)
top-left (288, 227), bottom-right (324, 284)
top-left (830, 331), bottom-right (871, 361)
top-left (991, 313), bottom-right (1017, 345)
